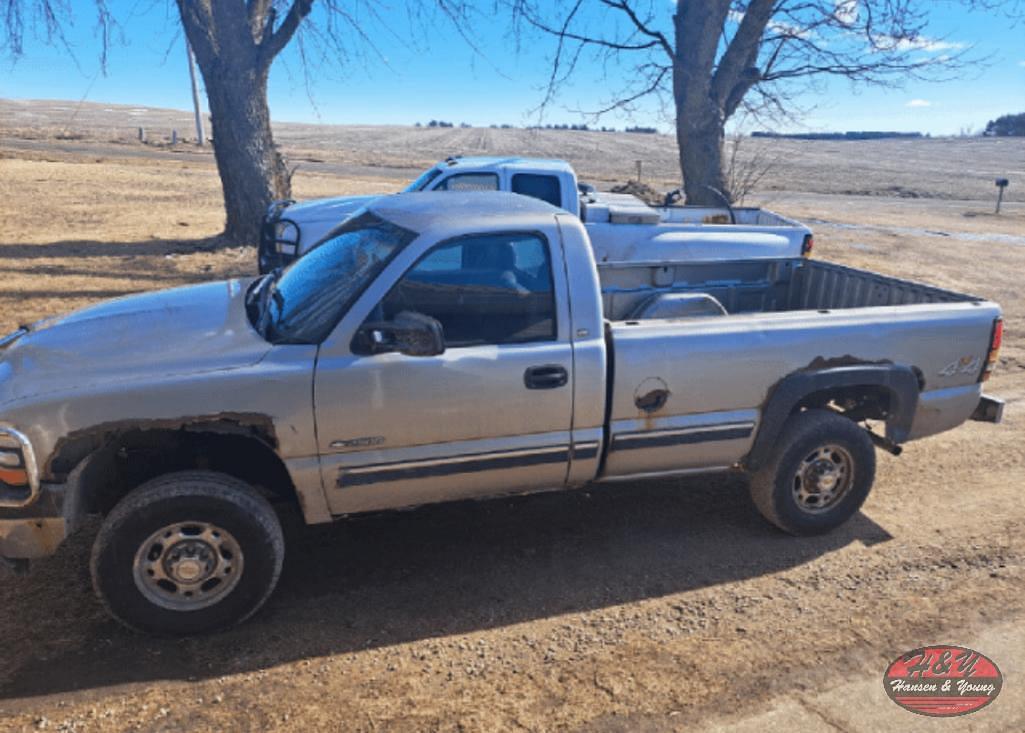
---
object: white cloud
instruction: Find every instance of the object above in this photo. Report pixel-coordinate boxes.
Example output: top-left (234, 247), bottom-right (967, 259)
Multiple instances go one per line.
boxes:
top-left (869, 34), bottom-right (966, 55)
top-left (729, 9), bottom-right (813, 39)
top-left (894, 37), bottom-right (966, 53)
top-left (906, 99), bottom-right (932, 108)
top-left (769, 19), bottom-right (813, 39)
top-left (835, 0), bottom-right (859, 26)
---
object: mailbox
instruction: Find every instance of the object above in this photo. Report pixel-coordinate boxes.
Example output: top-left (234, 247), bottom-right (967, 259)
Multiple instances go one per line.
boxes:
top-left (996, 178), bottom-right (1009, 213)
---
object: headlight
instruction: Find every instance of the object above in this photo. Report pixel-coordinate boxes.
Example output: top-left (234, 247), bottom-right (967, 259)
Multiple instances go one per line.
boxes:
top-left (0, 427), bottom-right (37, 506)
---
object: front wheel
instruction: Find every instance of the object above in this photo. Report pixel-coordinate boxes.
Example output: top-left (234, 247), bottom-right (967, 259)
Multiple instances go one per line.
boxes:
top-left (90, 471), bottom-right (285, 635)
top-left (749, 409), bottom-right (876, 535)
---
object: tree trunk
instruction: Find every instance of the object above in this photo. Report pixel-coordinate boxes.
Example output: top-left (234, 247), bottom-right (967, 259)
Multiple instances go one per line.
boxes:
top-left (201, 65), bottom-right (290, 245)
top-left (672, 0), bottom-right (732, 207)
top-left (676, 107), bottom-right (728, 206)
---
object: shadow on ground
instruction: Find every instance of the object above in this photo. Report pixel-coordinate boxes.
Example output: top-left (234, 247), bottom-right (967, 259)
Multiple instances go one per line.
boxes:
top-left (0, 473), bottom-right (891, 701)
top-left (0, 236), bottom-right (243, 261)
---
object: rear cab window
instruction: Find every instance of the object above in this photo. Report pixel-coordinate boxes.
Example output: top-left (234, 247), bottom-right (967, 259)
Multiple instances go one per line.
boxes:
top-left (511, 173), bottom-right (562, 207)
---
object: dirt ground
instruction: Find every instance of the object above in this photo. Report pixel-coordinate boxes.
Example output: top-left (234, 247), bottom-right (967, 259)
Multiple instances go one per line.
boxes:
top-left (0, 116), bottom-right (1024, 732)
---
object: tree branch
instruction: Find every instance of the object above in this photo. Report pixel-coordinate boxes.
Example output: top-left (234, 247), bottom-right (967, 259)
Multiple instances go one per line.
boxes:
top-left (175, 0), bottom-right (217, 68)
top-left (597, 0), bottom-right (673, 59)
top-left (711, 0), bottom-right (774, 106)
top-left (247, 0), bottom-right (274, 43)
top-left (260, 0), bottom-right (315, 65)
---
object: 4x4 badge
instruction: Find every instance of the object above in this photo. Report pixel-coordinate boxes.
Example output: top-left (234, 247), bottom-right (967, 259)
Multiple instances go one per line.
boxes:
top-left (938, 356), bottom-right (981, 377)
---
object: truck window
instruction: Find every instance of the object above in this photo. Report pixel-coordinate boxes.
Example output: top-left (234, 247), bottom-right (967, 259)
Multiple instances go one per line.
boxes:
top-left (434, 172), bottom-right (499, 192)
top-left (511, 173), bottom-right (562, 207)
top-left (380, 233), bottom-right (556, 348)
top-left (403, 166), bottom-right (443, 192)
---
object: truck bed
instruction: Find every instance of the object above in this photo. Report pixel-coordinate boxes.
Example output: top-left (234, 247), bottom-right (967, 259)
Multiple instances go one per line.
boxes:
top-left (596, 257), bottom-right (997, 480)
top-left (598, 257), bottom-right (976, 321)
top-left (581, 194), bottom-right (811, 264)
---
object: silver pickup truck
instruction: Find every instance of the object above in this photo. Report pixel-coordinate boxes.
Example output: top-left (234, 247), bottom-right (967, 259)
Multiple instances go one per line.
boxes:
top-left (0, 192), bottom-right (1003, 635)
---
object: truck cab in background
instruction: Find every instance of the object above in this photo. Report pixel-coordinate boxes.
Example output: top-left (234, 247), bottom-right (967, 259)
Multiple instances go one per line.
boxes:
top-left (259, 156), bottom-right (814, 273)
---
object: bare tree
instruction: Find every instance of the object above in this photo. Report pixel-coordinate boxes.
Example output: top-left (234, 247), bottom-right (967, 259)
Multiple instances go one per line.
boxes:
top-left (723, 133), bottom-right (781, 205)
top-left (3, 0), bottom-right (473, 244)
top-left (508, 0), bottom-right (1014, 205)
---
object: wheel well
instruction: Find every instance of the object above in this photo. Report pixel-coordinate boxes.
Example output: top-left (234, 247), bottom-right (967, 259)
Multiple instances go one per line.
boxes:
top-left (64, 427), bottom-right (298, 516)
top-left (745, 364), bottom-right (921, 472)
top-left (792, 385), bottom-right (894, 422)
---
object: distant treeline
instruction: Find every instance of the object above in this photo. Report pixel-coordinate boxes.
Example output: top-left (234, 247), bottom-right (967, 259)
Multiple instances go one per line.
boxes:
top-left (751, 131), bottom-right (925, 140)
top-left (413, 121), bottom-right (661, 134)
top-left (984, 113), bottom-right (1025, 137)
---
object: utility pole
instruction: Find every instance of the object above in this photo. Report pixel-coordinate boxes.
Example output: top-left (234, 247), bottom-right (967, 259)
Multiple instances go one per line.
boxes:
top-left (186, 39), bottom-right (205, 146)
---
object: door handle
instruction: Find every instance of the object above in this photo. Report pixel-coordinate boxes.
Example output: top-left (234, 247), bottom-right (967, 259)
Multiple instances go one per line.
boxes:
top-left (524, 364), bottom-right (568, 390)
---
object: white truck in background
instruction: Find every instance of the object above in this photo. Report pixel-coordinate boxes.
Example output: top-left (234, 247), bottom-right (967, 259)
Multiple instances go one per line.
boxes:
top-left (259, 157), bottom-right (814, 273)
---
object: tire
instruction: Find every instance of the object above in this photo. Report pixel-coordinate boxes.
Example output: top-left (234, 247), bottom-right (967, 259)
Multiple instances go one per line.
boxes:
top-left (749, 409), bottom-right (876, 536)
top-left (90, 471), bottom-right (284, 635)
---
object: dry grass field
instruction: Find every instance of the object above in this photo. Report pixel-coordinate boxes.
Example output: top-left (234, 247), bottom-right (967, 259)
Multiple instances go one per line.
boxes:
top-left (0, 100), bottom-right (1024, 731)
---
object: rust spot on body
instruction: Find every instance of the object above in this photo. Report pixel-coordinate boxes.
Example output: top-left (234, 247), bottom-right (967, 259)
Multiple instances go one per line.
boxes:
top-left (634, 377), bottom-right (671, 431)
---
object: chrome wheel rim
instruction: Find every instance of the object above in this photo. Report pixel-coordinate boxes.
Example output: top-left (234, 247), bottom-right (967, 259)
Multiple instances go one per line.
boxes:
top-left (132, 522), bottom-right (244, 611)
top-left (792, 444), bottom-right (854, 514)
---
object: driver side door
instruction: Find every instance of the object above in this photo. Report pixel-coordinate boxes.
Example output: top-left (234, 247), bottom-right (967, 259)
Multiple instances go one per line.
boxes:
top-left (314, 231), bottom-right (575, 516)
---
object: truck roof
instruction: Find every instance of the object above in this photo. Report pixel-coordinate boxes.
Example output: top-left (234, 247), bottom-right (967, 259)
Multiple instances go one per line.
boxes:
top-left (369, 191), bottom-right (562, 232)
top-left (440, 156), bottom-right (575, 175)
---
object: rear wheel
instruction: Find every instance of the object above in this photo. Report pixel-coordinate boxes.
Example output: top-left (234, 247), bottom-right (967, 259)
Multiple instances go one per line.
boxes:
top-left (749, 409), bottom-right (876, 535)
top-left (91, 471), bottom-right (284, 635)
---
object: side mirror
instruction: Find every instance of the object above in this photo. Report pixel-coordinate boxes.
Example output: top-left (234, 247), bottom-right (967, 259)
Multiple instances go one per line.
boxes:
top-left (362, 311), bottom-right (445, 357)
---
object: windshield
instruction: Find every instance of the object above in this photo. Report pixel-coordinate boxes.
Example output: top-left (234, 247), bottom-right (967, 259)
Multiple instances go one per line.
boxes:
top-left (404, 166), bottom-right (443, 192)
top-left (258, 211), bottom-right (416, 344)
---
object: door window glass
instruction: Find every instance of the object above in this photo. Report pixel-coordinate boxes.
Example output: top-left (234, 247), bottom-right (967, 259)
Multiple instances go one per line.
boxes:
top-left (379, 233), bottom-right (556, 347)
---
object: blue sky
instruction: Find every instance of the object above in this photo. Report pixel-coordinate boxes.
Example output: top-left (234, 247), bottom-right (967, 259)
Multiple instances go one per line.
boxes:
top-left (1, 1), bottom-right (1023, 135)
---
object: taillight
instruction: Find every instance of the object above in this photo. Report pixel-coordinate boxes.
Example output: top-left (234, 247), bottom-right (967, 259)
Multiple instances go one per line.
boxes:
top-left (801, 234), bottom-right (814, 257)
top-left (980, 317), bottom-right (1003, 382)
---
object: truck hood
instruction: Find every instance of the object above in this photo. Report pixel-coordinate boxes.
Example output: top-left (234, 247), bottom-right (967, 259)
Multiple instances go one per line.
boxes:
top-left (0, 279), bottom-right (270, 404)
top-left (285, 194), bottom-right (381, 223)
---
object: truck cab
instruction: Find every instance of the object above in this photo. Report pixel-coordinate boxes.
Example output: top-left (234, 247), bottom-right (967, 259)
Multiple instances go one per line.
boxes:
top-left (410, 157), bottom-right (580, 213)
top-left (262, 157), bottom-right (579, 272)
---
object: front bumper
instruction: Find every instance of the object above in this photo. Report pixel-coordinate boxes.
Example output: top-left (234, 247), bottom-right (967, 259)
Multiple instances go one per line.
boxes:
top-left (0, 517), bottom-right (68, 559)
top-left (0, 481), bottom-right (78, 559)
